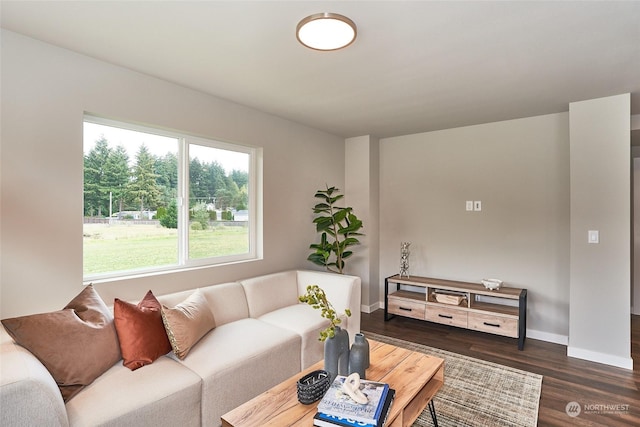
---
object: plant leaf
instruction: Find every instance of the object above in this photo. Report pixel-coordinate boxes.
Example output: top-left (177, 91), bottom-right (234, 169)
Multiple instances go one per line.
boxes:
top-left (341, 237), bottom-right (360, 246)
top-left (328, 195), bottom-right (343, 204)
top-left (332, 209), bottom-right (348, 223)
top-left (339, 221), bottom-right (363, 234)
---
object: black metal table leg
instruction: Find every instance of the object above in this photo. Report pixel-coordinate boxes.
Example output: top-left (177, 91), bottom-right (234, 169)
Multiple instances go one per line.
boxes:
top-left (428, 399), bottom-right (438, 427)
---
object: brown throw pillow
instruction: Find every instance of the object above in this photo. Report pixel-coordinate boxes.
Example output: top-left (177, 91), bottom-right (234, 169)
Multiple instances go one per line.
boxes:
top-left (161, 289), bottom-right (215, 359)
top-left (1, 284), bottom-right (121, 402)
top-left (114, 290), bottom-right (172, 370)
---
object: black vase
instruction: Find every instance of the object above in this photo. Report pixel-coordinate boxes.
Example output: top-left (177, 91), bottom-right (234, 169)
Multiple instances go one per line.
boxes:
top-left (348, 332), bottom-right (370, 379)
top-left (324, 326), bottom-right (350, 382)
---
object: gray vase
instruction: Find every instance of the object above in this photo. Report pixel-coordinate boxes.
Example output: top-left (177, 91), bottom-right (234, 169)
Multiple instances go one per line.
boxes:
top-left (348, 332), bottom-right (370, 379)
top-left (324, 326), bottom-right (350, 382)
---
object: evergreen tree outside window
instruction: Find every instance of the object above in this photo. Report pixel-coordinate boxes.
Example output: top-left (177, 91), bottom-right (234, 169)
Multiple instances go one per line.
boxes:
top-left (83, 115), bottom-right (258, 280)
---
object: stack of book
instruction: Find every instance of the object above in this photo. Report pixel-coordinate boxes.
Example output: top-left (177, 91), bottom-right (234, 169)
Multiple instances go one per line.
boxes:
top-left (313, 375), bottom-right (395, 427)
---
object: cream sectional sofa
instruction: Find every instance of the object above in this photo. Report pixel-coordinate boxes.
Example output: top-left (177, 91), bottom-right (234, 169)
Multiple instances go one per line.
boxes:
top-left (0, 270), bottom-right (361, 427)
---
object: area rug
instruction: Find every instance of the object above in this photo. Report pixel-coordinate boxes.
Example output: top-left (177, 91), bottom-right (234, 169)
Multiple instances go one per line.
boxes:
top-left (362, 332), bottom-right (542, 427)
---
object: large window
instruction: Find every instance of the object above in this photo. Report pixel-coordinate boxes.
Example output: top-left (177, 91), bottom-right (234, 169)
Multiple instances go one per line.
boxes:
top-left (83, 115), bottom-right (259, 280)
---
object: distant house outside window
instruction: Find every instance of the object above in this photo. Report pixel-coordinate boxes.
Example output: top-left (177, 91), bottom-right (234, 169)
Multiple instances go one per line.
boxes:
top-left (83, 115), bottom-right (259, 280)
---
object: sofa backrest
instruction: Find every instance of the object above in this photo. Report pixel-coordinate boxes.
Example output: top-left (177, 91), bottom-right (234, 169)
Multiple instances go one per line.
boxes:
top-left (296, 270), bottom-right (362, 340)
top-left (240, 271), bottom-right (299, 318)
top-left (156, 282), bottom-right (249, 328)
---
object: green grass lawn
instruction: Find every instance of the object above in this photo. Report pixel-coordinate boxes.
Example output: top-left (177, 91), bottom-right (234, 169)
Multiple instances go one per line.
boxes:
top-left (83, 223), bottom-right (249, 275)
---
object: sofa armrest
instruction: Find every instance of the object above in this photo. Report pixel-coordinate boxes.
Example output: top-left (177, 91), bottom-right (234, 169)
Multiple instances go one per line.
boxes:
top-left (0, 330), bottom-right (68, 427)
top-left (296, 270), bottom-right (361, 342)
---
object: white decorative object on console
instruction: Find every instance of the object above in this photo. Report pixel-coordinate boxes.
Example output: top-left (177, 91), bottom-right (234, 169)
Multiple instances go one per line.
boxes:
top-left (481, 278), bottom-right (503, 290)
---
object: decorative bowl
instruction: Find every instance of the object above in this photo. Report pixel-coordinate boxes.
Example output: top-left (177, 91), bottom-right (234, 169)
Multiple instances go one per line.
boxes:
top-left (481, 279), bottom-right (503, 290)
top-left (296, 369), bottom-right (330, 404)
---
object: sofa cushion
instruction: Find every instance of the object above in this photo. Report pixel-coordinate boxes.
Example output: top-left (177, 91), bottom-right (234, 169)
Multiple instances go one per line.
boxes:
top-left (0, 333), bottom-right (69, 427)
top-left (161, 289), bottom-right (215, 360)
top-left (114, 290), bottom-right (172, 370)
top-left (175, 318), bottom-right (301, 427)
top-left (258, 303), bottom-right (349, 369)
top-left (156, 282), bottom-right (249, 328)
top-left (240, 271), bottom-right (299, 318)
top-left (1, 285), bottom-right (121, 402)
top-left (296, 270), bottom-right (362, 342)
top-left (199, 282), bottom-right (250, 326)
top-left (65, 356), bottom-right (202, 427)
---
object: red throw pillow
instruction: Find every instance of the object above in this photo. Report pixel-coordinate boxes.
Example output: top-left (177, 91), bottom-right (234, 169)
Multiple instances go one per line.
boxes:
top-left (114, 290), bottom-right (172, 370)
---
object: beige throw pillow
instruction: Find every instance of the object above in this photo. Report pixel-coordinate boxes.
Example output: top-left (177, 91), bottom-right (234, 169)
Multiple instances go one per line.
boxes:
top-left (161, 289), bottom-right (215, 359)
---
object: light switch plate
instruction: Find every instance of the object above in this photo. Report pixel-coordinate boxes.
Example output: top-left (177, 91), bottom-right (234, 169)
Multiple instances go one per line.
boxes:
top-left (588, 230), bottom-right (599, 244)
top-left (466, 201), bottom-right (474, 211)
top-left (474, 201), bottom-right (482, 211)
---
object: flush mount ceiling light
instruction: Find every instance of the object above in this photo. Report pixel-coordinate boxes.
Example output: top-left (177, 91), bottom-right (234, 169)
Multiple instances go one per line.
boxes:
top-left (296, 13), bottom-right (357, 51)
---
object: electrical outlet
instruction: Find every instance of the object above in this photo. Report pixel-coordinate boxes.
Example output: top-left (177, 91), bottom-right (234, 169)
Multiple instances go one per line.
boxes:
top-left (474, 201), bottom-right (482, 211)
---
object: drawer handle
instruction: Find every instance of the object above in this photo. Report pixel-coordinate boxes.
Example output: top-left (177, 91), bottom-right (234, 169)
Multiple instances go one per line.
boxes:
top-left (483, 322), bottom-right (501, 328)
top-left (399, 307), bottom-right (413, 312)
top-left (438, 314), bottom-right (453, 319)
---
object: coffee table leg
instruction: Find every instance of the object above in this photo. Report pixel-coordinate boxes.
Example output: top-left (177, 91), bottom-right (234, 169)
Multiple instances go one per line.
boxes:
top-left (428, 400), bottom-right (438, 427)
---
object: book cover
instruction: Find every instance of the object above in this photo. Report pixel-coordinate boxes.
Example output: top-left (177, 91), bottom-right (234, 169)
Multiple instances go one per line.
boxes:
top-left (317, 376), bottom-right (390, 425)
top-left (314, 389), bottom-right (395, 427)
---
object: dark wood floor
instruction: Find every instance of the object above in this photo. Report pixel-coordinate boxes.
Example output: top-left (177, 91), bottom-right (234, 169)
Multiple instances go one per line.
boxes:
top-left (361, 310), bottom-right (640, 426)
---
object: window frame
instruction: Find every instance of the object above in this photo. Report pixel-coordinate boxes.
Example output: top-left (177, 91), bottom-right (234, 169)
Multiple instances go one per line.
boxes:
top-left (83, 114), bottom-right (261, 282)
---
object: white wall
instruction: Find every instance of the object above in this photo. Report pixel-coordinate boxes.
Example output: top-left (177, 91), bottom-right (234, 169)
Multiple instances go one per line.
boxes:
top-left (632, 115), bottom-right (640, 315)
top-left (634, 158), bottom-right (640, 315)
top-left (379, 113), bottom-right (571, 341)
top-left (568, 94), bottom-right (632, 369)
top-left (0, 30), bottom-right (345, 318)
top-left (345, 135), bottom-right (380, 312)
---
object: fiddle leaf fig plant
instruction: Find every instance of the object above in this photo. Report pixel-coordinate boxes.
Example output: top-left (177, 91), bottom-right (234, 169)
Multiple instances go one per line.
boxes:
top-left (299, 285), bottom-right (351, 341)
top-left (308, 185), bottom-right (364, 274)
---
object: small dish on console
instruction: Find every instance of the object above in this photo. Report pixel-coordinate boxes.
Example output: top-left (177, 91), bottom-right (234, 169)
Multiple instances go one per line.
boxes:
top-left (481, 278), bottom-right (503, 291)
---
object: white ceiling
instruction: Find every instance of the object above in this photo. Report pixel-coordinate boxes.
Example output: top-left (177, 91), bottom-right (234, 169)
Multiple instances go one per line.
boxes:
top-left (2, 1), bottom-right (639, 139)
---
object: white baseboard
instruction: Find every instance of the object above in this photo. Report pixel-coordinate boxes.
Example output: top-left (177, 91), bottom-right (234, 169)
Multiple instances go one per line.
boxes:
top-left (567, 346), bottom-right (634, 370)
top-left (526, 329), bottom-right (568, 346)
top-left (360, 302), bottom-right (380, 314)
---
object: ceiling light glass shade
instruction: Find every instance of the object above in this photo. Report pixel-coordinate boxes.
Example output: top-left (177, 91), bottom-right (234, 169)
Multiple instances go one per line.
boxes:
top-left (296, 13), bottom-right (357, 51)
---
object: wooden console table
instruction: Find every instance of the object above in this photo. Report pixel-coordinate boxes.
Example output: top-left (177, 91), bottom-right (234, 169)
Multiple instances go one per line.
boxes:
top-left (384, 275), bottom-right (527, 350)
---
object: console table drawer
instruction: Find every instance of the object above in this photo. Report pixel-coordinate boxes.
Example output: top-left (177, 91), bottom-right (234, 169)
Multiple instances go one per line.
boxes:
top-left (426, 306), bottom-right (468, 328)
top-left (468, 312), bottom-right (518, 338)
top-left (388, 297), bottom-right (426, 320)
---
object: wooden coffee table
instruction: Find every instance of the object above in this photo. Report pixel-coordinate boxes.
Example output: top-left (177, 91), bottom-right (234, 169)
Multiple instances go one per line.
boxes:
top-left (221, 339), bottom-right (444, 427)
